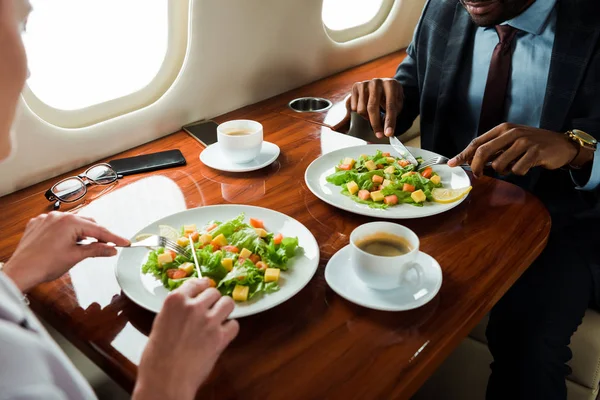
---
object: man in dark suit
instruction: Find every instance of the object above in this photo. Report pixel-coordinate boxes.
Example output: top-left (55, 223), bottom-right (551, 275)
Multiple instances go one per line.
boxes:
top-left (338, 0), bottom-right (600, 398)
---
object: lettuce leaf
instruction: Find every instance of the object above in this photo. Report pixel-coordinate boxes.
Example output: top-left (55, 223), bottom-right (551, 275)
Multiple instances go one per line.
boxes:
top-left (326, 170), bottom-right (358, 186)
top-left (210, 213), bottom-right (246, 237)
top-left (229, 226), bottom-right (266, 255)
top-left (197, 249), bottom-right (228, 281)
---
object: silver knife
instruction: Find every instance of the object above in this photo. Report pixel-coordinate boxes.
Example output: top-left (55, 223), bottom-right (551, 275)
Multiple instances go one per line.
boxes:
top-left (389, 136), bottom-right (419, 166)
top-left (188, 234), bottom-right (203, 278)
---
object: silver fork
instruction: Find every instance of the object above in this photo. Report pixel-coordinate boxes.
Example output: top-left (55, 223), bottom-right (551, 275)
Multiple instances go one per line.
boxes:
top-left (419, 155), bottom-right (492, 170)
top-left (77, 234), bottom-right (189, 257)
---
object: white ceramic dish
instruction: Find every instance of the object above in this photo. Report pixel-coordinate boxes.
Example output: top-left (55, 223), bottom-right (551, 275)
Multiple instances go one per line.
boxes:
top-left (200, 141), bottom-right (280, 173)
top-left (304, 144), bottom-right (471, 219)
top-left (325, 245), bottom-right (442, 311)
top-left (115, 204), bottom-right (319, 318)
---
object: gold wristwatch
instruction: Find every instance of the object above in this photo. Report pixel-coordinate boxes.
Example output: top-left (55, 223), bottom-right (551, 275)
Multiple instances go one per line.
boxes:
top-left (566, 129), bottom-right (597, 169)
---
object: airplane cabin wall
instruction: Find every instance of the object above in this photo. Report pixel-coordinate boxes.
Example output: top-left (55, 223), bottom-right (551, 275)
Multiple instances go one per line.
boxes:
top-left (0, 0), bottom-right (426, 197)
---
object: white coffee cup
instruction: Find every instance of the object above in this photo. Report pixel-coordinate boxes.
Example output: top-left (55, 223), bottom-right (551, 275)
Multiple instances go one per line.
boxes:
top-left (350, 222), bottom-right (423, 290)
top-left (217, 120), bottom-right (263, 164)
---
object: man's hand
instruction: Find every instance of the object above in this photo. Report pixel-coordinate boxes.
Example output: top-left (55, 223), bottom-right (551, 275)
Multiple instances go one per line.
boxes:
top-left (448, 123), bottom-right (580, 178)
top-left (332, 78), bottom-right (404, 138)
top-left (3, 212), bottom-right (129, 292)
top-left (134, 279), bottom-right (239, 400)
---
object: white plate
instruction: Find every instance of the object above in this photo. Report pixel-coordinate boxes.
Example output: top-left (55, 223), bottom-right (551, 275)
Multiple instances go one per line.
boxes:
top-left (115, 205), bottom-right (319, 318)
top-left (305, 144), bottom-right (471, 219)
top-left (200, 141), bottom-right (280, 172)
top-left (325, 245), bottom-right (442, 311)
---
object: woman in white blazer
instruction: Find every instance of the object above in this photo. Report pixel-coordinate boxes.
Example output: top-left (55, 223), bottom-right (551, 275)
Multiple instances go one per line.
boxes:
top-left (0, 1), bottom-right (239, 399)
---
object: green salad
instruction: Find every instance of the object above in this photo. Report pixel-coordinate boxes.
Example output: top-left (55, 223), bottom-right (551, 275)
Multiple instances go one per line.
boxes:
top-left (141, 213), bottom-right (301, 302)
top-left (325, 150), bottom-right (443, 208)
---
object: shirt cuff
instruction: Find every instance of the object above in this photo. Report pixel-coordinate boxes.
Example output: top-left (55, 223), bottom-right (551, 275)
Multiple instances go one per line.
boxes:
top-left (572, 146), bottom-right (600, 191)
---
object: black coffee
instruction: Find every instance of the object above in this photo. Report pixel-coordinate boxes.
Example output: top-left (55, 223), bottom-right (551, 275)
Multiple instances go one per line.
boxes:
top-left (355, 233), bottom-right (412, 257)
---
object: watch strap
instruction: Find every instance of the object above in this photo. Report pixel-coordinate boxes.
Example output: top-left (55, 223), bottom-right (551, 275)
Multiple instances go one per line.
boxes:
top-left (568, 140), bottom-right (595, 170)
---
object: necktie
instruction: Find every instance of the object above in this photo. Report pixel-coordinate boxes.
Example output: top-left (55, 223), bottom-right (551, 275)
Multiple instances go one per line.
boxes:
top-left (478, 25), bottom-right (519, 135)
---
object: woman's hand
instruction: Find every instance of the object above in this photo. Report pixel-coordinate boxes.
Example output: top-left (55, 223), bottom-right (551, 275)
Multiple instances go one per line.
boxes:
top-left (3, 211), bottom-right (129, 292)
top-left (133, 278), bottom-right (239, 400)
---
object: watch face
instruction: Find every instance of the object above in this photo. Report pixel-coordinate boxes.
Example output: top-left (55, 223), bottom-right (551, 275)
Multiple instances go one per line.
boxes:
top-left (572, 129), bottom-right (597, 145)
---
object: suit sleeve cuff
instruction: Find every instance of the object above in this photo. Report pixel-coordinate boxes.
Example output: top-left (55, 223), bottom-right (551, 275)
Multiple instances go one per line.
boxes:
top-left (572, 146), bottom-right (600, 191)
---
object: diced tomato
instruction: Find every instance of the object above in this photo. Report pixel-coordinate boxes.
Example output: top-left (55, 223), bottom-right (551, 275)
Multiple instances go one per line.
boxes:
top-left (403, 183), bottom-right (416, 192)
top-left (372, 175), bottom-right (384, 184)
top-left (273, 233), bottom-right (283, 245)
top-left (338, 163), bottom-right (352, 171)
top-left (382, 152), bottom-right (391, 157)
top-left (167, 269), bottom-right (187, 279)
top-left (249, 218), bottom-right (265, 229)
top-left (222, 245), bottom-right (239, 253)
top-left (189, 231), bottom-right (200, 242)
top-left (256, 261), bottom-right (268, 271)
top-left (237, 276), bottom-right (245, 281)
top-left (398, 160), bottom-right (410, 167)
top-left (205, 223), bottom-right (217, 232)
top-left (358, 190), bottom-right (371, 200)
top-left (166, 269), bottom-right (178, 279)
top-left (384, 195), bottom-right (398, 205)
top-left (249, 254), bottom-right (261, 264)
top-left (376, 164), bottom-right (385, 169)
top-left (421, 167), bottom-right (433, 179)
top-left (209, 241), bottom-right (221, 251)
top-left (174, 270), bottom-right (188, 279)
top-left (208, 278), bottom-right (217, 288)
top-left (166, 250), bottom-right (177, 259)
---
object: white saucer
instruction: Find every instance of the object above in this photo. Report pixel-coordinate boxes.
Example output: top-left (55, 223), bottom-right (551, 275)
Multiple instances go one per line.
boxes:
top-left (325, 245), bottom-right (443, 311)
top-left (200, 141), bottom-right (280, 172)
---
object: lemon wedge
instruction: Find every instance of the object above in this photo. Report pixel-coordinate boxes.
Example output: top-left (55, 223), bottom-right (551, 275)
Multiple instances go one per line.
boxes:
top-left (134, 233), bottom-right (154, 242)
top-left (159, 225), bottom-right (180, 241)
top-left (431, 186), bottom-right (472, 204)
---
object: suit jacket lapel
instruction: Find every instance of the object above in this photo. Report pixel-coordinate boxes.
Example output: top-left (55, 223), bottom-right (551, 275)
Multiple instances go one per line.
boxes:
top-left (540, 0), bottom-right (600, 132)
top-left (431, 3), bottom-right (474, 152)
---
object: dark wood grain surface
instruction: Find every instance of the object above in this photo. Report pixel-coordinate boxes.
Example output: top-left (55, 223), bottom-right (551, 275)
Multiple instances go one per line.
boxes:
top-left (0, 50), bottom-right (550, 400)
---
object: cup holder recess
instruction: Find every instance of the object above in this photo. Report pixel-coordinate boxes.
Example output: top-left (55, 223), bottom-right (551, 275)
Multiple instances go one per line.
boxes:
top-left (288, 97), bottom-right (332, 113)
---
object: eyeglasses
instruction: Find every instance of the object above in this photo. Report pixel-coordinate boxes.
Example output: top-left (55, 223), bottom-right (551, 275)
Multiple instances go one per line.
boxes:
top-left (45, 163), bottom-right (119, 209)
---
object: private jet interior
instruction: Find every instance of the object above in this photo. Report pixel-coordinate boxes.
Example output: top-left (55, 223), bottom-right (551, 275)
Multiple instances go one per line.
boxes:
top-left (1, 0), bottom-right (599, 399)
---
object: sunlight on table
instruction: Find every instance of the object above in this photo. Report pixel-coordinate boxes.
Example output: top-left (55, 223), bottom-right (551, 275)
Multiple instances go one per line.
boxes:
top-left (69, 176), bottom-right (186, 309)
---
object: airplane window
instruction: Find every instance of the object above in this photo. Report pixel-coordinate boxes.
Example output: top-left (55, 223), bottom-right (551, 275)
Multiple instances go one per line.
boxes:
top-left (322, 0), bottom-right (384, 31)
top-left (21, 0), bottom-right (188, 127)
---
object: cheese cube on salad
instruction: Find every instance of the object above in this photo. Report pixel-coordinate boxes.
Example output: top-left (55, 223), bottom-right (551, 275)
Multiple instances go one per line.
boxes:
top-left (265, 268), bottom-right (280, 283)
top-left (178, 262), bottom-right (194, 275)
top-left (239, 248), bottom-right (252, 259)
top-left (221, 258), bottom-right (233, 272)
top-left (176, 237), bottom-right (190, 247)
top-left (199, 233), bottom-right (212, 245)
top-left (370, 191), bottom-right (385, 202)
top-left (430, 175), bottom-right (441, 185)
top-left (212, 234), bottom-right (228, 246)
top-left (342, 157), bottom-right (355, 168)
top-left (411, 189), bottom-right (426, 203)
top-left (254, 228), bottom-right (268, 238)
top-left (232, 285), bottom-right (249, 302)
top-left (157, 252), bottom-right (173, 267)
top-left (183, 224), bottom-right (197, 235)
top-left (347, 181), bottom-right (359, 195)
top-left (365, 160), bottom-right (377, 171)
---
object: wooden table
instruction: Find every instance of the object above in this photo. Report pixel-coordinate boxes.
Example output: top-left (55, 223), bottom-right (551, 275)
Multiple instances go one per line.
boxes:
top-left (0, 51), bottom-right (551, 400)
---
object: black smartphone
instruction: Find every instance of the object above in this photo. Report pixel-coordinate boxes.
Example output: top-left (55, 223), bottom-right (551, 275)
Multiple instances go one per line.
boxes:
top-left (183, 120), bottom-right (218, 147)
top-left (108, 149), bottom-right (186, 176)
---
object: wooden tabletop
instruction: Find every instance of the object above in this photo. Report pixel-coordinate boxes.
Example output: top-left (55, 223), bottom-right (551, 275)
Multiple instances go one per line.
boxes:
top-left (0, 51), bottom-right (551, 400)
